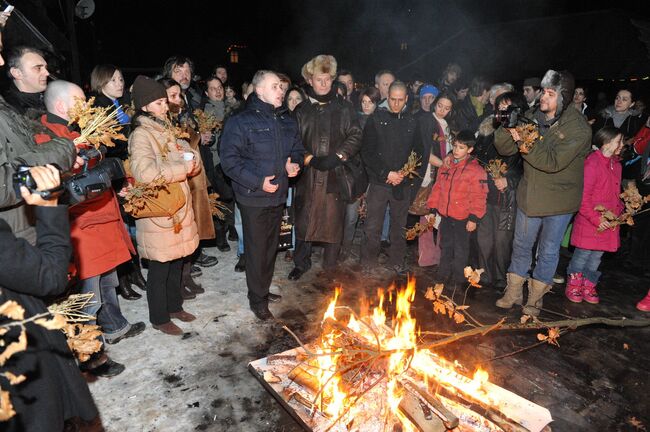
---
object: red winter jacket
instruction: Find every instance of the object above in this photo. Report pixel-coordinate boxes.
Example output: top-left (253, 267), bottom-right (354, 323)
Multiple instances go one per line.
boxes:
top-left (427, 156), bottom-right (488, 222)
top-left (632, 125), bottom-right (650, 156)
top-left (34, 114), bottom-right (134, 279)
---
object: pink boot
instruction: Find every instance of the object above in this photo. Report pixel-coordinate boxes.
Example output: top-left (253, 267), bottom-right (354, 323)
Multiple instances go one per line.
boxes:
top-left (637, 291), bottom-right (650, 312)
top-left (582, 279), bottom-right (600, 304)
top-left (565, 273), bottom-right (584, 303)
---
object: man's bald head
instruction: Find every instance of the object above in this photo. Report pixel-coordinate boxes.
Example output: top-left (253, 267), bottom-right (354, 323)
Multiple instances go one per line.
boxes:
top-left (44, 80), bottom-right (85, 120)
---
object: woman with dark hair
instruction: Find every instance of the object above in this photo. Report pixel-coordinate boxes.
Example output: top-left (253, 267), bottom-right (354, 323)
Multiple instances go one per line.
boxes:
top-left (90, 64), bottom-right (131, 158)
top-left (474, 91), bottom-right (525, 288)
top-left (357, 86), bottom-right (380, 129)
top-left (412, 91), bottom-right (456, 268)
top-left (593, 89), bottom-right (643, 139)
top-left (286, 86), bottom-right (306, 113)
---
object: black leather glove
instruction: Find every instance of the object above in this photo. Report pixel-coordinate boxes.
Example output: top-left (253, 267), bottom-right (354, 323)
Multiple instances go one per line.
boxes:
top-left (310, 154), bottom-right (341, 171)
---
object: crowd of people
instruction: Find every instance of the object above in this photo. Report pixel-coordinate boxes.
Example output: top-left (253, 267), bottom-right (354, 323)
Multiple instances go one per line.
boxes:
top-left (1, 12), bottom-right (650, 429)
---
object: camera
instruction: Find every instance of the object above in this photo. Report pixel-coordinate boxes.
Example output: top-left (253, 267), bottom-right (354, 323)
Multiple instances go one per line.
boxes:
top-left (494, 106), bottom-right (523, 128)
top-left (13, 156), bottom-right (125, 206)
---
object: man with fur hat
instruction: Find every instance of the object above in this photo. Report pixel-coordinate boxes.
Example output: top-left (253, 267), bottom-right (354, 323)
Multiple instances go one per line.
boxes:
top-left (288, 54), bottom-right (362, 281)
top-left (494, 69), bottom-right (591, 317)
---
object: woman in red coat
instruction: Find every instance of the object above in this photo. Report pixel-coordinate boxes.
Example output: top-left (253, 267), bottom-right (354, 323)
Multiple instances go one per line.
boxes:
top-left (565, 127), bottom-right (624, 304)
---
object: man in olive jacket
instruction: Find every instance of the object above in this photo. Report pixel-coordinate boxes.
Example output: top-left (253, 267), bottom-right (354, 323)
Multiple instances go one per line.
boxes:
top-left (493, 69), bottom-right (591, 316)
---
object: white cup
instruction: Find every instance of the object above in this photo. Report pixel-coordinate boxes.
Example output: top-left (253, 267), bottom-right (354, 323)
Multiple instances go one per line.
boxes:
top-left (183, 152), bottom-right (195, 161)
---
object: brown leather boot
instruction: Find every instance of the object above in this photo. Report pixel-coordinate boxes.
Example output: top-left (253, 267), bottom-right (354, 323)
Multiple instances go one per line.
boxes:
top-left (170, 310), bottom-right (196, 322)
top-left (153, 321), bottom-right (183, 335)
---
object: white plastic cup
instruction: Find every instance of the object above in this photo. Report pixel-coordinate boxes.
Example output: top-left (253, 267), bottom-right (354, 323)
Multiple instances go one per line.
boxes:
top-left (183, 152), bottom-right (195, 161)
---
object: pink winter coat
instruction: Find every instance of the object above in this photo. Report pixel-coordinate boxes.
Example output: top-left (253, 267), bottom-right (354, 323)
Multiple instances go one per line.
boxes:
top-left (570, 150), bottom-right (623, 252)
top-left (128, 116), bottom-right (200, 262)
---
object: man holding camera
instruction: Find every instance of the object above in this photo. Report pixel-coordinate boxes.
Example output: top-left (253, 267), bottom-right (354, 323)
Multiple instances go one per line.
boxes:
top-left (494, 69), bottom-right (591, 316)
top-left (35, 80), bottom-right (145, 358)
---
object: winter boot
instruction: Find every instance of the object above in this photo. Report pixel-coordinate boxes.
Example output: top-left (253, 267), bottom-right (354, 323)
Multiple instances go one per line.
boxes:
top-left (495, 272), bottom-right (526, 309)
top-left (117, 274), bottom-right (141, 300)
top-left (182, 261), bottom-right (204, 294)
top-left (227, 224), bottom-right (239, 242)
top-left (637, 290), bottom-right (650, 312)
top-left (215, 220), bottom-right (231, 252)
top-left (128, 253), bottom-right (147, 290)
top-left (581, 279), bottom-right (600, 304)
top-left (565, 273), bottom-right (584, 303)
top-left (522, 278), bottom-right (552, 316)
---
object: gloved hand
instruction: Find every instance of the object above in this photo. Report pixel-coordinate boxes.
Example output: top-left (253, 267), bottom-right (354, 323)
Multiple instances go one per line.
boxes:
top-left (310, 154), bottom-right (341, 171)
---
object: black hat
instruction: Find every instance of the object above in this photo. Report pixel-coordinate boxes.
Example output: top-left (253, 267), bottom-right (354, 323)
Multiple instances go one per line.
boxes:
top-left (541, 70), bottom-right (575, 114)
top-left (132, 75), bottom-right (168, 110)
top-left (523, 77), bottom-right (541, 88)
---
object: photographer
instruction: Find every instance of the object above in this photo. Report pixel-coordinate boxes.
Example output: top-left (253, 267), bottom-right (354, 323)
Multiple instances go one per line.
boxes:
top-left (0, 165), bottom-right (99, 432)
top-left (493, 69), bottom-right (591, 316)
top-left (35, 81), bottom-right (145, 368)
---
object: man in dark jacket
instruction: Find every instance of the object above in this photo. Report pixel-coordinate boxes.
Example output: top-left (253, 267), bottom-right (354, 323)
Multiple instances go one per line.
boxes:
top-left (289, 54), bottom-right (362, 281)
top-left (494, 69), bottom-right (591, 316)
top-left (2, 46), bottom-right (49, 116)
top-left (361, 81), bottom-right (420, 275)
top-left (220, 70), bottom-right (304, 320)
top-left (452, 76), bottom-right (490, 134)
top-left (1, 164), bottom-right (100, 432)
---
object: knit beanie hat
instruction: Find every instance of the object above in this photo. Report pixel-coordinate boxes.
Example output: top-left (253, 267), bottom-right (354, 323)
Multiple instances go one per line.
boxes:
top-left (541, 70), bottom-right (574, 115)
top-left (419, 84), bottom-right (440, 99)
top-left (132, 75), bottom-right (168, 110)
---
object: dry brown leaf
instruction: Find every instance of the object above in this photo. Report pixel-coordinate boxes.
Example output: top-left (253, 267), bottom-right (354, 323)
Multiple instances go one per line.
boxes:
top-left (463, 266), bottom-right (484, 288)
top-left (623, 343), bottom-right (630, 350)
top-left (398, 151), bottom-right (422, 178)
top-left (537, 327), bottom-right (561, 347)
top-left (453, 312), bottom-right (466, 324)
top-left (2, 371), bottom-right (26, 385)
top-left (62, 323), bottom-right (103, 363)
top-left (404, 218), bottom-right (435, 240)
top-left (0, 301), bottom-right (25, 321)
top-left (0, 330), bottom-right (27, 366)
top-left (193, 109), bottom-right (222, 133)
top-left (67, 96), bottom-right (126, 149)
top-left (424, 286), bottom-right (435, 301)
top-left (0, 390), bottom-right (15, 421)
top-left (485, 159), bottom-right (508, 179)
top-left (628, 416), bottom-right (646, 431)
top-left (516, 123), bottom-right (542, 154)
top-left (34, 314), bottom-right (67, 330)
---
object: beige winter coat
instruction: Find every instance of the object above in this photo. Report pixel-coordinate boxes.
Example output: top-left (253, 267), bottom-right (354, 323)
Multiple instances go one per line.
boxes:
top-left (128, 115), bottom-right (199, 262)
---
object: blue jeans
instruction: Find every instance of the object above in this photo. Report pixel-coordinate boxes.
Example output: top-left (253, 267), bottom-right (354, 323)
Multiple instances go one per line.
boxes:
top-left (80, 270), bottom-right (130, 341)
top-left (509, 208), bottom-right (573, 285)
top-left (567, 248), bottom-right (604, 283)
top-left (381, 205), bottom-right (390, 242)
top-left (235, 204), bottom-right (244, 256)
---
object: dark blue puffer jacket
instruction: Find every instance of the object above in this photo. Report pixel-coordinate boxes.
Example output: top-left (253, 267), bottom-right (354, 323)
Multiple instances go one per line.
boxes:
top-left (220, 93), bottom-right (304, 207)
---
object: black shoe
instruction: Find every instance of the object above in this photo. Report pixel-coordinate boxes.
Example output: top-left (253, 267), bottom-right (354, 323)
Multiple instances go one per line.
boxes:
top-left (128, 268), bottom-right (147, 290)
top-left (184, 275), bottom-right (205, 294)
top-left (217, 243), bottom-right (231, 252)
top-left (228, 226), bottom-right (239, 241)
top-left (84, 358), bottom-right (125, 378)
top-left (195, 252), bottom-right (218, 267)
top-left (117, 275), bottom-right (141, 300)
top-left (250, 304), bottom-right (274, 321)
top-left (105, 322), bottom-right (146, 345)
top-left (267, 293), bottom-right (282, 303)
top-left (288, 267), bottom-right (305, 281)
top-left (181, 285), bottom-right (196, 300)
top-left (190, 265), bottom-right (202, 278)
top-left (234, 255), bottom-right (245, 273)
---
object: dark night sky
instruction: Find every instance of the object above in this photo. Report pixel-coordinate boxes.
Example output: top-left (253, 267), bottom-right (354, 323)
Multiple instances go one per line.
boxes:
top-left (6, 0), bottom-right (650, 87)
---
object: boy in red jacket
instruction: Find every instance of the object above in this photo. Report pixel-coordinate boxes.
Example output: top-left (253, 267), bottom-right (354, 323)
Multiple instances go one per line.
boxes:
top-left (427, 130), bottom-right (488, 285)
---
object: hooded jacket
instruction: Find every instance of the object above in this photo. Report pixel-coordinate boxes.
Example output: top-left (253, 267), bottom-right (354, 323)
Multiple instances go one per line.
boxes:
top-left (494, 103), bottom-right (592, 217)
top-left (220, 93), bottom-right (304, 207)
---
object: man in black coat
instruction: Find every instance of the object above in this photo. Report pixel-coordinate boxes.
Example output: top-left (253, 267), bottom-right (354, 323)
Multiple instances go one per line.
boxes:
top-left (220, 70), bottom-right (304, 320)
top-left (1, 165), bottom-right (99, 431)
top-left (361, 81), bottom-right (421, 275)
top-left (2, 46), bottom-right (49, 116)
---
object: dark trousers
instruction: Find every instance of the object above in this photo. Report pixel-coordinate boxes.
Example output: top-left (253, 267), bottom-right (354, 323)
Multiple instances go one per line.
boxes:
top-left (146, 258), bottom-right (183, 325)
top-left (239, 202), bottom-right (284, 307)
top-left (477, 204), bottom-right (513, 286)
top-left (293, 239), bottom-right (341, 271)
top-left (438, 216), bottom-right (470, 284)
top-left (361, 183), bottom-right (410, 267)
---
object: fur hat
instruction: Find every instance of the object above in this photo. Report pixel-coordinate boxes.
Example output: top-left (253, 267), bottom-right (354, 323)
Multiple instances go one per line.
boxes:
top-left (301, 55), bottom-right (337, 81)
top-left (541, 70), bottom-right (574, 114)
top-left (419, 84), bottom-right (440, 99)
top-left (132, 75), bottom-right (168, 111)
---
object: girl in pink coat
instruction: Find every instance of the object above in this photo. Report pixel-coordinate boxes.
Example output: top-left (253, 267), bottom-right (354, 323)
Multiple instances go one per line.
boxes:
top-left (565, 127), bottom-right (624, 304)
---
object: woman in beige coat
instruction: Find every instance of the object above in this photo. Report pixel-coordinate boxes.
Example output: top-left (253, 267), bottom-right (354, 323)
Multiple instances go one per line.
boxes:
top-left (128, 75), bottom-right (200, 335)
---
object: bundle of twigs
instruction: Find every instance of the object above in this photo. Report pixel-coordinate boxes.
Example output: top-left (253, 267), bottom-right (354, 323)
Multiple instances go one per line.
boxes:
top-left (48, 293), bottom-right (102, 362)
top-left (122, 177), bottom-right (170, 216)
top-left (208, 192), bottom-right (231, 220)
top-left (515, 123), bottom-right (541, 154)
top-left (357, 195), bottom-right (367, 221)
top-left (67, 96), bottom-right (127, 149)
top-left (595, 183), bottom-right (650, 231)
top-left (48, 293), bottom-right (95, 322)
top-left (398, 151), bottom-right (422, 178)
top-left (485, 159), bottom-right (507, 179)
top-left (404, 218), bottom-right (435, 240)
top-left (193, 109), bottom-right (222, 133)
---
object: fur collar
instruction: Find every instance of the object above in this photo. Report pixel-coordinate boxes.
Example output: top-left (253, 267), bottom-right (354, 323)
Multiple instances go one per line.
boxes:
top-left (478, 115), bottom-right (495, 137)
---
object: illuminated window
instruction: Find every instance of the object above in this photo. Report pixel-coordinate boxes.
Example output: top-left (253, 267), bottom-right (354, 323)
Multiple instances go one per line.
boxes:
top-left (400, 42), bottom-right (408, 51)
top-left (230, 50), bottom-right (239, 64)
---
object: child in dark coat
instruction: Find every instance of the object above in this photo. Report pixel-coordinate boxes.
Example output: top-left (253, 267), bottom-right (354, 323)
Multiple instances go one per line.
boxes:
top-left (427, 130), bottom-right (488, 284)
